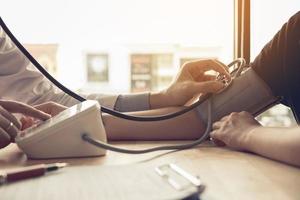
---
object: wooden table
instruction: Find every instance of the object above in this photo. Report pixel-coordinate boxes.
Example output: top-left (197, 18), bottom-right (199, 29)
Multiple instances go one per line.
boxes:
top-left (1, 141), bottom-right (300, 200)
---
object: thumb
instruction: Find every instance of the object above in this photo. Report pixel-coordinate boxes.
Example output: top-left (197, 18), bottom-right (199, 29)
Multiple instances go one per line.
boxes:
top-left (192, 81), bottom-right (225, 94)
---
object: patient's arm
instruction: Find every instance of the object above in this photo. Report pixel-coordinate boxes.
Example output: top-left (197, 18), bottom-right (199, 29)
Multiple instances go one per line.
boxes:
top-left (211, 111), bottom-right (300, 167)
top-left (245, 126), bottom-right (300, 167)
top-left (102, 107), bottom-right (205, 140)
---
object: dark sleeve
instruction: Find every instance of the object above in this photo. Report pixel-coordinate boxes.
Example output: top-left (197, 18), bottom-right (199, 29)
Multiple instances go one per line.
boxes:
top-left (251, 11), bottom-right (300, 123)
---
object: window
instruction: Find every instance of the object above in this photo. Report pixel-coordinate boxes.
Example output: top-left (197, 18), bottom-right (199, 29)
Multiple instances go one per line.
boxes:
top-left (131, 54), bottom-right (152, 92)
top-left (1, 0), bottom-right (234, 94)
top-left (131, 54), bottom-right (173, 92)
top-left (24, 44), bottom-right (58, 76)
top-left (86, 54), bottom-right (109, 83)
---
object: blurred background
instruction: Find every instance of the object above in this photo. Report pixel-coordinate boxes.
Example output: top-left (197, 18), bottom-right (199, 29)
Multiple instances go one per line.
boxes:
top-left (0, 0), bottom-right (298, 126)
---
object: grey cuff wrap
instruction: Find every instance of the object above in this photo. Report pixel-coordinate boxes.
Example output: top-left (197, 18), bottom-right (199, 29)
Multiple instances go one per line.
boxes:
top-left (114, 92), bottom-right (150, 112)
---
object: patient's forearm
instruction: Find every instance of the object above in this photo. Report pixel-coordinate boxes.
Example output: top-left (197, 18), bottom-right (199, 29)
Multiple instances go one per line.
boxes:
top-left (102, 107), bottom-right (205, 140)
top-left (245, 127), bottom-right (300, 166)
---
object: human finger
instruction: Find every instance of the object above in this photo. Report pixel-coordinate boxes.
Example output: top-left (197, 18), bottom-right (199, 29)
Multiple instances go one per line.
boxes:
top-left (219, 115), bottom-right (229, 122)
top-left (210, 130), bottom-right (219, 139)
top-left (212, 121), bottom-right (222, 130)
top-left (0, 114), bottom-right (18, 141)
top-left (210, 60), bottom-right (231, 80)
top-left (0, 106), bottom-right (21, 129)
top-left (210, 137), bottom-right (226, 146)
top-left (189, 59), bottom-right (230, 79)
top-left (210, 130), bottom-right (225, 141)
top-left (0, 127), bottom-right (11, 148)
top-left (0, 100), bottom-right (51, 120)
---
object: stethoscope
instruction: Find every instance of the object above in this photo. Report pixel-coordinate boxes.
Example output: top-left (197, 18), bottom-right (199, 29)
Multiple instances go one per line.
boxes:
top-left (0, 17), bottom-right (247, 154)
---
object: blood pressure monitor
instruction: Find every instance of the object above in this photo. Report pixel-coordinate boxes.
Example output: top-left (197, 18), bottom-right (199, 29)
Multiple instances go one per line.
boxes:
top-left (15, 100), bottom-right (107, 159)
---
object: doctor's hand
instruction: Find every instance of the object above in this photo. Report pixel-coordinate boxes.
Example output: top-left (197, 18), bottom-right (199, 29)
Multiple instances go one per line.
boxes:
top-left (150, 59), bottom-right (231, 109)
top-left (0, 100), bottom-right (51, 148)
top-left (21, 102), bottom-right (67, 130)
top-left (210, 111), bottom-right (261, 151)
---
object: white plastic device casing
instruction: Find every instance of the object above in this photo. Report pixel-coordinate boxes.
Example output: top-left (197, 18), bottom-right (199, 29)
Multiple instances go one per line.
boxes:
top-left (15, 100), bottom-right (107, 159)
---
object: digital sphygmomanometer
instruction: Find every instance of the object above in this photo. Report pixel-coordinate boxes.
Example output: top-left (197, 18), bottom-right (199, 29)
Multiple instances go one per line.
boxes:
top-left (0, 18), bottom-right (280, 159)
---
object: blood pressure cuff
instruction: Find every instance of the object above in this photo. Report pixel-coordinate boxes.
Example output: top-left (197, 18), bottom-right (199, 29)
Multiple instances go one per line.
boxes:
top-left (195, 68), bottom-right (278, 123)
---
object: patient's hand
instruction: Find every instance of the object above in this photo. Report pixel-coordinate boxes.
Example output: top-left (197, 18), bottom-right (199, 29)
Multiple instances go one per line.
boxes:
top-left (210, 111), bottom-right (261, 150)
top-left (150, 59), bottom-right (231, 108)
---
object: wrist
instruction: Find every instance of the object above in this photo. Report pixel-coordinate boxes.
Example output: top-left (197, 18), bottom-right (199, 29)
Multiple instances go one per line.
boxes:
top-left (149, 91), bottom-right (168, 109)
top-left (241, 126), bottom-right (261, 151)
